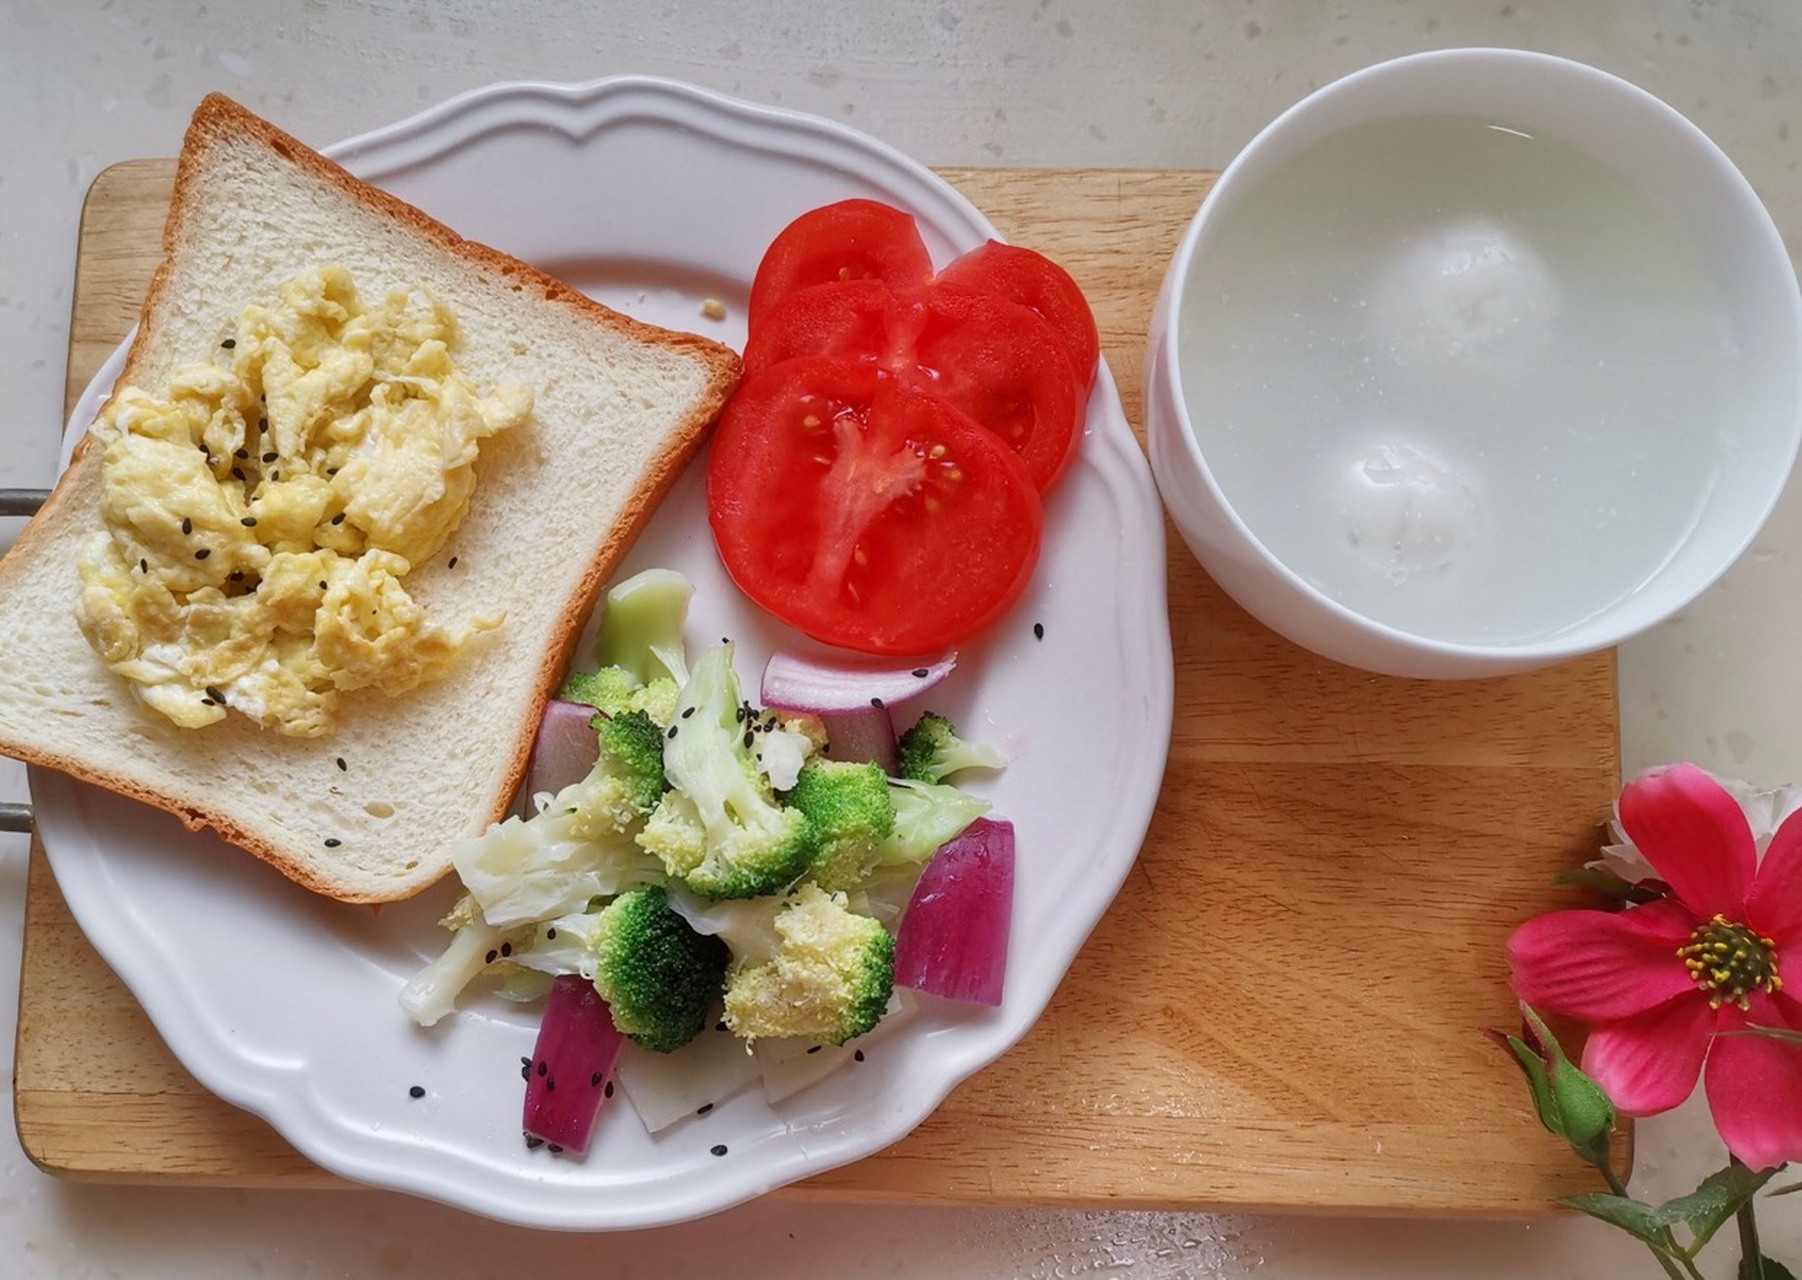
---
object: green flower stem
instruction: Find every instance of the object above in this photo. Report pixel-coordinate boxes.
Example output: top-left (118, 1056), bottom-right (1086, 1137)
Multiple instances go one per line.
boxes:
top-left (1734, 1159), bottom-right (1765, 1280)
top-left (1595, 1161), bottom-right (1696, 1280)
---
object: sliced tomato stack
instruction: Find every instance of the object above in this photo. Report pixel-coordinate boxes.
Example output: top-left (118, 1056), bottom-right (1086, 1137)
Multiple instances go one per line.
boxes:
top-left (710, 199), bottom-right (1098, 656)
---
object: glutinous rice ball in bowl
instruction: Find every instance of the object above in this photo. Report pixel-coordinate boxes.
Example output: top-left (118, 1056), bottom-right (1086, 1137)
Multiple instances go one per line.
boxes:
top-left (1145, 48), bottom-right (1802, 679)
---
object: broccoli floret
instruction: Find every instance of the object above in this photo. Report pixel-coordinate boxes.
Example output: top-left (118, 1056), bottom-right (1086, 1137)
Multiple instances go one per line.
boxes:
top-left (895, 711), bottom-right (1007, 784)
top-left (593, 708), bottom-right (668, 817)
top-left (588, 887), bottom-right (730, 1053)
top-left (559, 665), bottom-right (682, 728)
top-left (722, 883), bottom-right (895, 1045)
top-left (599, 567), bottom-right (693, 687)
top-left (783, 759), bottom-right (896, 891)
top-left (636, 644), bottom-right (818, 899)
top-left (882, 777), bottom-right (990, 865)
top-left (558, 665), bottom-right (640, 716)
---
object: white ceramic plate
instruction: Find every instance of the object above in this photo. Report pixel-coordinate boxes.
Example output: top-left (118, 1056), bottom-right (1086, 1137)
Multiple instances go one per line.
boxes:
top-left (35, 77), bottom-right (1173, 1229)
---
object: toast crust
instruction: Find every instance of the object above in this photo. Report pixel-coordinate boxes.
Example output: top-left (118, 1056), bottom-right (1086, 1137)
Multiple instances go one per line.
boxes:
top-left (0, 95), bottom-right (741, 902)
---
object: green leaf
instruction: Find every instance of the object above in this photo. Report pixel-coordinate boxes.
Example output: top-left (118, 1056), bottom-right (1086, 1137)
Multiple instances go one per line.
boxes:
top-left (1658, 1163), bottom-right (1776, 1253)
top-left (1552, 866), bottom-right (1665, 904)
top-left (1561, 1193), bottom-right (1684, 1257)
top-left (1738, 1256), bottom-right (1799, 1280)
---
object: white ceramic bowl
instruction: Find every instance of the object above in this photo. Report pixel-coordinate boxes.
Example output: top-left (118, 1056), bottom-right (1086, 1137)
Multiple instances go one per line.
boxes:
top-left (1146, 48), bottom-right (1802, 678)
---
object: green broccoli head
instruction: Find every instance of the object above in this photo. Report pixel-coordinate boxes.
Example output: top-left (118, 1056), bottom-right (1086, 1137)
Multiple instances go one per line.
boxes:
top-left (895, 711), bottom-right (1007, 784)
top-left (634, 644), bottom-right (818, 899)
top-left (590, 886), bottom-right (730, 1053)
top-left (783, 759), bottom-right (896, 891)
top-left (558, 666), bottom-right (641, 718)
top-left (722, 883), bottom-right (894, 1046)
top-left (593, 709), bottom-right (668, 815)
top-left (559, 666), bottom-right (683, 729)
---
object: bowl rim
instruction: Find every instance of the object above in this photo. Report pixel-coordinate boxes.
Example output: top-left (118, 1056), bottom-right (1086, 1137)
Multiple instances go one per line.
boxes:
top-left (1153, 46), bottom-right (1802, 667)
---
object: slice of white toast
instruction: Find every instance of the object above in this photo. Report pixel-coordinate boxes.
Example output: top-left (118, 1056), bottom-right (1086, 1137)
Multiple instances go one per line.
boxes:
top-left (0, 94), bottom-right (740, 902)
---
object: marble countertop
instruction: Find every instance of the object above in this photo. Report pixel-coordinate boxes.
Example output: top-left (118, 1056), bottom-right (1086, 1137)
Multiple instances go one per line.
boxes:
top-left (2, 1), bottom-right (1798, 1275)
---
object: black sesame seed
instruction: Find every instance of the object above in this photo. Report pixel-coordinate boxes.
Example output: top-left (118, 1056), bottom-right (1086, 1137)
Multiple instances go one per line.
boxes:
top-left (520, 1063), bottom-right (530, 1080)
top-left (912, 668), bottom-right (929, 678)
top-left (323, 837), bottom-right (341, 848)
top-left (221, 338), bottom-right (236, 349)
top-left (229, 570), bottom-right (245, 582)
top-left (710, 1144), bottom-right (728, 1157)
top-left (697, 1102), bottom-right (714, 1116)
top-left (870, 696), bottom-right (884, 709)
top-left (499, 941), bottom-right (513, 958)
top-left (408, 1085), bottom-right (425, 1099)
top-left (139, 558), bottom-right (148, 573)
top-left (547, 1143), bottom-right (563, 1154)
top-left (485, 949), bottom-right (498, 964)
top-left (205, 685), bottom-right (225, 702)
top-left (681, 706), bottom-right (695, 719)
top-left (234, 447), bottom-right (249, 460)
top-left (258, 416), bottom-right (268, 430)
top-left (262, 451), bottom-right (278, 463)
top-left (667, 725), bottom-right (678, 739)
top-left (742, 732), bottom-right (754, 749)
top-left (524, 1135), bottom-right (544, 1150)
top-left (545, 1077), bottom-right (555, 1092)
top-left (270, 470), bottom-right (280, 482)
top-left (521, 1055), bottom-right (532, 1067)
top-left (199, 698), bottom-right (215, 707)
top-left (181, 517), bottom-right (193, 535)
top-left (335, 757), bottom-right (347, 772)
top-left (590, 1071), bottom-right (603, 1087)
top-left (603, 1080), bottom-right (614, 1099)
top-left (240, 516), bottom-right (257, 526)
top-left (854, 1049), bottom-right (865, 1062)
top-left (194, 548), bottom-right (211, 560)
top-left (545, 927), bottom-right (556, 940)
top-left (448, 556), bottom-right (458, 569)
top-left (1033, 622), bottom-right (1044, 640)
top-left (721, 637), bottom-right (729, 645)
top-left (231, 467), bottom-right (245, 481)
top-left (319, 581), bottom-right (327, 591)
top-left (715, 1021), bottom-right (728, 1033)
top-left (806, 1045), bottom-right (822, 1055)
top-left (330, 512), bottom-right (345, 525)
top-left (537, 1061), bottom-right (547, 1078)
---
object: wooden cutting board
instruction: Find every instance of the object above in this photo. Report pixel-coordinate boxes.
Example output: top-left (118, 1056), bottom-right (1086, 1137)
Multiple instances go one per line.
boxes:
top-left (14, 159), bottom-right (1622, 1211)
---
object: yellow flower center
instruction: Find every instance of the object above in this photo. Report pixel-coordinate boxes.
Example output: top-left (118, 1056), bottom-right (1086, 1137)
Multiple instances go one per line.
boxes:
top-left (1677, 914), bottom-right (1783, 1011)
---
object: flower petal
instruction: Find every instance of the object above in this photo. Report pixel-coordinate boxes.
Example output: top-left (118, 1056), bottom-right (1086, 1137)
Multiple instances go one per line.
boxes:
top-left (1702, 992), bottom-right (1802, 1170)
top-left (1745, 806), bottom-right (1802, 946)
top-left (1618, 764), bottom-right (1756, 921)
top-left (1508, 900), bottom-right (1699, 1020)
top-left (1580, 994), bottom-right (1715, 1115)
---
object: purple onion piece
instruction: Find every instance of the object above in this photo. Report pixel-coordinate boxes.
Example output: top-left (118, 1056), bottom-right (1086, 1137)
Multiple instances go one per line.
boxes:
top-left (526, 699), bottom-right (601, 801)
top-left (821, 705), bottom-right (898, 775)
top-left (522, 974), bottom-right (626, 1156)
top-left (760, 650), bottom-right (957, 715)
top-left (894, 817), bottom-right (1014, 1007)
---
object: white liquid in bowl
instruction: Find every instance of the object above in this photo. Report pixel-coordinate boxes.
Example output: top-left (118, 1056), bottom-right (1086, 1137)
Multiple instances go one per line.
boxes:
top-left (1178, 114), bottom-right (1737, 644)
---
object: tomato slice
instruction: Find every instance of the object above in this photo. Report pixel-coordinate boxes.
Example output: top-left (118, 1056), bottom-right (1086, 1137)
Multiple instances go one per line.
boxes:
top-left (912, 289), bottom-right (1080, 493)
top-left (934, 240), bottom-right (1101, 389)
top-left (708, 357), bottom-right (1043, 656)
top-left (747, 200), bottom-right (934, 330)
top-left (742, 279), bottom-right (918, 378)
top-left (743, 281), bottom-right (1079, 492)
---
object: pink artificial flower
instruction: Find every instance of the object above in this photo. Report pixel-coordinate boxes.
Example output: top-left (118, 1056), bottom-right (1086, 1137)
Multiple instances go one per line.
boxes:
top-left (1508, 762), bottom-right (1802, 1170)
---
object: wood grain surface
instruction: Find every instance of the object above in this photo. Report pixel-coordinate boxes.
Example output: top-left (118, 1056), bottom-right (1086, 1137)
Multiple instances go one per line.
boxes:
top-left (15, 158), bottom-right (1622, 1212)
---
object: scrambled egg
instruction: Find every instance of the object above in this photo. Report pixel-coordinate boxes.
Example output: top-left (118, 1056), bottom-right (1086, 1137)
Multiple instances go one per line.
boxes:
top-left (75, 266), bottom-right (533, 737)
